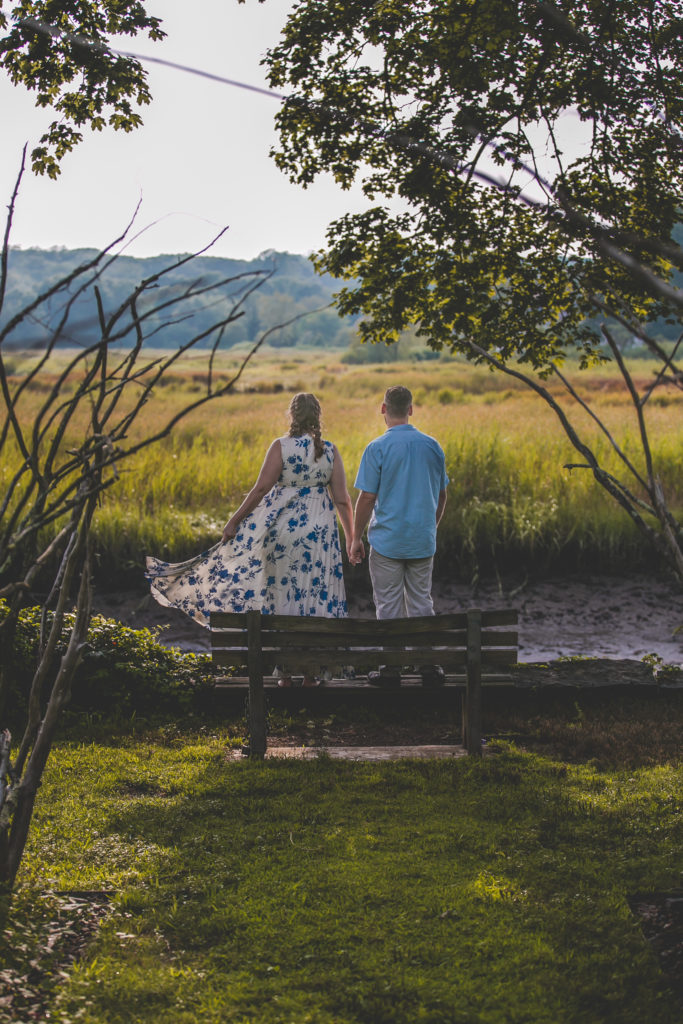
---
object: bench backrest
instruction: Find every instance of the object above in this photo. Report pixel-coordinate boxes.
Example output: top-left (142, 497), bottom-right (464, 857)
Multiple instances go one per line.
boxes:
top-left (210, 609), bottom-right (518, 674)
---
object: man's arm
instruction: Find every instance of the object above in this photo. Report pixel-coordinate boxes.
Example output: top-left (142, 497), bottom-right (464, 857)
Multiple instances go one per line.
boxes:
top-left (349, 490), bottom-right (377, 564)
top-left (436, 488), bottom-right (447, 526)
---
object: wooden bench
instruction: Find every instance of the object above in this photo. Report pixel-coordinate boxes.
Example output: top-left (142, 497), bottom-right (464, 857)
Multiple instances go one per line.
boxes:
top-left (209, 609), bottom-right (518, 758)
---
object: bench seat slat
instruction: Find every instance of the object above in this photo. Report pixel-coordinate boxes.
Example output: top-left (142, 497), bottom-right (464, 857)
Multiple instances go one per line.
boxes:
top-left (208, 639), bottom-right (249, 649)
top-left (211, 649), bottom-right (516, 671)
top-left (210, 629), bottom-right (518, 653)
top-left (212, 630), bottom-right (467, 650)
top-left (259, 629), bottom-right (518, 649)
top-left (209, 610), bottom-right (518, 633)
top-left (214, 672), bottom-right (515, 686)
top-left (252, 649), bottom-right (517, 672)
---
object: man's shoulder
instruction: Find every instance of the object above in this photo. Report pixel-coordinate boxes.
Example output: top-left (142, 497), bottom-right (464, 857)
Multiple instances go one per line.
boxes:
top-left (360, 434), bottom-right (385, 457)
top-left (411, 428), bottom-right (445, 455)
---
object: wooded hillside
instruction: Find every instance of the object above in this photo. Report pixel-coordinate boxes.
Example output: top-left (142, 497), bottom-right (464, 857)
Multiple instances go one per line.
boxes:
top-left (2, 247), bottom-right (358, 350)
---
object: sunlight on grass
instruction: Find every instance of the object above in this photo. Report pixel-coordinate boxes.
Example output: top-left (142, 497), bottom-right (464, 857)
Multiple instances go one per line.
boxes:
top-left (4, 350), bottom-right (682, 581)
top-left (2, 724), bottom-right (680, 1024)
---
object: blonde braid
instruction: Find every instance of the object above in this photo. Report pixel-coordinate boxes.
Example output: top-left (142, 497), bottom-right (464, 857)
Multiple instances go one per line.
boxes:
top-left (288, 393), bottom-right (324, 460)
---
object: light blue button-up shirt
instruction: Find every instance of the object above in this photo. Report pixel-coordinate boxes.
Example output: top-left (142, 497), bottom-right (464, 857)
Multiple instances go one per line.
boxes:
top-left (354, 424), bottom-right (448, 559)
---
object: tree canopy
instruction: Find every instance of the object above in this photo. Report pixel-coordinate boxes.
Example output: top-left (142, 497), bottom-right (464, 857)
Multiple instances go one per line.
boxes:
top-left (0, 0), bottom-right (164, 176)
top-left (264, 0), bottom-right (683, 366)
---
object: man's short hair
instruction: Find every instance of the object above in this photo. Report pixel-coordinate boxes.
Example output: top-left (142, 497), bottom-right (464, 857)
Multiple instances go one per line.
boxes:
top-left (384, 385), bottom-right (413, 417)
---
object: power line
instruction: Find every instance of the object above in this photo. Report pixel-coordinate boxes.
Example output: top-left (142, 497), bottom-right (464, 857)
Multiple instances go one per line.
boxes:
top-left (18, 17), bottom-right (287, 101)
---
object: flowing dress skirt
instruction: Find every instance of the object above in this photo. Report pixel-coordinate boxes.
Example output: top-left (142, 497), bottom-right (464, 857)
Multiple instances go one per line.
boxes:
top-left (146, 435), bottom-right (347, 625)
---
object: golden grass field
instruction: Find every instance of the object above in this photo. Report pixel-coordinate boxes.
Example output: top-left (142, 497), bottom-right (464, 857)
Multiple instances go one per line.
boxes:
top-left (3, 347), bottom-right (682, 583)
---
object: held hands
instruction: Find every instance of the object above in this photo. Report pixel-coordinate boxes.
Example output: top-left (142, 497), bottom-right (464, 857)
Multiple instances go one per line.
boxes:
top-left (347, 537), bottom-right (365, 565)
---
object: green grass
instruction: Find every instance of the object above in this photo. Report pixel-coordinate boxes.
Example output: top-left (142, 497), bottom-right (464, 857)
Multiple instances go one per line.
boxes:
top-left (2, 702), bottom-right (682, 1023)
top-left (4, 351), bottom-right (682, 582)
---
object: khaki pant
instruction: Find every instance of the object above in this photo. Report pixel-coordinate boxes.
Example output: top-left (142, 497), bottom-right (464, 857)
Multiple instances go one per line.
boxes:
top-left (368, 548), bottom-right (434, 619)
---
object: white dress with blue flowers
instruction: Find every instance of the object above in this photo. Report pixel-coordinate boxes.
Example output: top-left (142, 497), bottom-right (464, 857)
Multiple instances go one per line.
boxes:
top-left (146, 435), bottom-right (348, 625)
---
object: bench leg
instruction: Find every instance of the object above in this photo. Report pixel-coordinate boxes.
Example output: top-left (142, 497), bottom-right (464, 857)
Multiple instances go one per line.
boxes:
top-left (466, 609), bottom-right (483, 756)
top-left (247, 611), bottom-right (267, 759)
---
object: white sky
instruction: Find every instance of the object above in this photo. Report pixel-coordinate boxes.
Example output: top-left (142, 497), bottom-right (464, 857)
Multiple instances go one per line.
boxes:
top-left (0, 1), bottom-right (587, 261)
top-left (0, 0), bottom-right (376, 259)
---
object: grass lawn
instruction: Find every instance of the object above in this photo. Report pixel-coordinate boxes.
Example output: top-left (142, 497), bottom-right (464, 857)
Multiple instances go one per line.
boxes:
top-left (1, 703), bottom-right (682, 1024)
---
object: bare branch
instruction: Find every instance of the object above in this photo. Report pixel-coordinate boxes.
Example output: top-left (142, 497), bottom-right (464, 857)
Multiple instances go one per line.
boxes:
top-left (0, 205), bottom-right (142, 350)
top-left (0, 148), bottom-right (27, 317)
top-left (462, 339), bottom-right (666, 551)
top-left (550, 363), bottom-right (650, 492)
top-left (641, 331), bottom-right (683, 405)
top-left (600, 326), bottom-right (655, 484)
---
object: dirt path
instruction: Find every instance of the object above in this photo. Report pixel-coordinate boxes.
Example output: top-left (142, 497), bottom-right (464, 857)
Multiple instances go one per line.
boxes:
top-left (93, 572), bottom-right (683, 667)
top-left (433, 574), bottom-right (683, 665)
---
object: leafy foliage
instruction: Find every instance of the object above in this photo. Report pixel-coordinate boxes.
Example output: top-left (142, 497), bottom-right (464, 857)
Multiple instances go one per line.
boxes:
top-left (265, 0), bottom-right (683, 364)
top-left (263, 0), bottom-right (683, 578)
top-left (0, 0), bottom-right (164, 176)
top-left (0, 600), bottom-right (215, 719)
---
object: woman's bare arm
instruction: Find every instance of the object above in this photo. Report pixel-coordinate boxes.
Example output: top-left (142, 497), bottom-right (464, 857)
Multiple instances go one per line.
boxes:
top-left (222, 440), bottom-right (283, 542)
top-left (328, 445), bottom-right (354, 556)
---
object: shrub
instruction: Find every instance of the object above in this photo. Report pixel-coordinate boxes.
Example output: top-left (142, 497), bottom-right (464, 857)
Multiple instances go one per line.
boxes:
top-left (0, 601), bottom-right (216, 719)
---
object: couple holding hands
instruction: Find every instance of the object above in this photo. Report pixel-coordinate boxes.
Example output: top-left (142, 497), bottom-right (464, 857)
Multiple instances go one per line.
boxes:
top-left (147, 385), bottom-right (448, 682)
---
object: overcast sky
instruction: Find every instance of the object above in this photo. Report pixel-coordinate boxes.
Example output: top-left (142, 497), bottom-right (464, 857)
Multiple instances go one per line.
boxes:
top-left (0, 0), bottom-right (377, 260)
top-left (0, 1), bottom-right (587, 262)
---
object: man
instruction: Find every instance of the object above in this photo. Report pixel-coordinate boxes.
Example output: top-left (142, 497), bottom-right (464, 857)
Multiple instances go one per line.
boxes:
top-left (349, 385), bottom-right (448, 683)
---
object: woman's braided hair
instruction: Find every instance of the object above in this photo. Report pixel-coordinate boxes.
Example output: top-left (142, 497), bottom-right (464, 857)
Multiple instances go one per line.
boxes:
top-left (288, 392), bottom-right (324, 460)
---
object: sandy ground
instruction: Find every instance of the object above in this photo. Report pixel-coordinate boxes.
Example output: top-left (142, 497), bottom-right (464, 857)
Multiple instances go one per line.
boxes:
top-left (93, 572), bottom-right (683, 667)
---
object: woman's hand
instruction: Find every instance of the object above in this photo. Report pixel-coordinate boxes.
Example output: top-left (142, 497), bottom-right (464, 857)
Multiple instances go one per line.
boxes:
top-left (347, 537), bottom-right (365, 565)
top-left (222, 516), bottom-right (240, 543)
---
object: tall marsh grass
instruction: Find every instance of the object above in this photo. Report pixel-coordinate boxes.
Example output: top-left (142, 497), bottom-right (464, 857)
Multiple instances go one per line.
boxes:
top-left (4, 350), bottom-right (682, 584)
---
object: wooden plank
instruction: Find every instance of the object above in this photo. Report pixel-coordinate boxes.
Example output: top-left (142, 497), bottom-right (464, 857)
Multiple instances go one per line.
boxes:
top-left (480, 630), bottom-right (518, 647)
top-left (211, 629), bottom-right (516, 651)
top-left (212, 647), bottom-right (516, 669)
top-left (246, 610), bottom-right (267, 759)
top-left (480, 649), bottom-right (518, 665)
top-left (210, 609), bottom-right (517, 632)
top-left (211, 633), bottom-right (517, 655)
top-left (254, 630), bottom-right (468, 650)
top-left (210, 612), bottom-right (249, 628)
top-left (209, 637), bottom-right (250, 650)
top-left (466, 609), bottom-right (483, 756)
top-left (258, 613), bottom-right (470, 634)
top-left (212, 652), bottom-right (248, 667)
top-left (259, 649), bottom-right (472, 672)
top-left (480, 609), bottom-right (517, 626)
top-left (213, 670), bottom-right (514, 688)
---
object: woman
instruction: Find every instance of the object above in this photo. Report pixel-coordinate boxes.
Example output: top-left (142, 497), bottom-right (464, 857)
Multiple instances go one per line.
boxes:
top-left (146, 393), bottom-right (353, 681)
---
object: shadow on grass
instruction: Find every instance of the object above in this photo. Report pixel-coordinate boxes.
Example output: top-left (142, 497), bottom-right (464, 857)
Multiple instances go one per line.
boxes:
top-left (50, 744), bottom-right (682, 1024)
top-left (484, 690), bottom-right (683, 768)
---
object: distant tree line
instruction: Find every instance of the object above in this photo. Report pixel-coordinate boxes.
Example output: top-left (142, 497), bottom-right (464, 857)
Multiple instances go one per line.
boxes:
top-left (1, 247), bottom-right (359, 351)
top-left (4, 240), bottom-right (679, 361)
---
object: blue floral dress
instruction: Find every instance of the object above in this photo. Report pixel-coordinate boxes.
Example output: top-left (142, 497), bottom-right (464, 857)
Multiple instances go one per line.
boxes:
top-left (146, 435), bottom-right (348, 625)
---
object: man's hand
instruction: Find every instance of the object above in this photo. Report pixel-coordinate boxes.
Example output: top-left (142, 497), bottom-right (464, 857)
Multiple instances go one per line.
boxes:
top-left (349, 491), bottom-right (375, 565)
top-left (347, 537), bottom-right (365, 565)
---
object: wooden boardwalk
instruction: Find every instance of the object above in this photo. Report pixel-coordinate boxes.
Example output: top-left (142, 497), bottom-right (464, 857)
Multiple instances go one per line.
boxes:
top-left (229, 744), bottom-right (472, 761)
